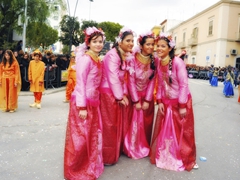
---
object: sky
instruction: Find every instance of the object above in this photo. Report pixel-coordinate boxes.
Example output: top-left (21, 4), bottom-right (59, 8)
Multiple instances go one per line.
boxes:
top-left (67, 0), bottom-right (220, 36)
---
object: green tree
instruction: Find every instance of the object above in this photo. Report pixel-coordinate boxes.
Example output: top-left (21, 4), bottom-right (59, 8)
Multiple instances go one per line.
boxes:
top-left (0, 0), bottom-right (65, 48)
top-left (98, 21), bottom-right (122, 42)
top-left (78, 20), bottom-right (99, 43)
top-left (59, 15), bottom-right (81, 54)
top-left (26, 22), bottom-right (58, 49)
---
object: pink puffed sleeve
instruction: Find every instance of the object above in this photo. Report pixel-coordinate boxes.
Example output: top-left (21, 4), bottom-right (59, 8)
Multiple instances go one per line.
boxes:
top-left (75, 54), bottom-right (91, 108)
top-left (174, 57), bottom-right (188, 108)
top-left (104, 53), bottom-right (124, 100)
top-left (128, 58), bottom-right (139, 103)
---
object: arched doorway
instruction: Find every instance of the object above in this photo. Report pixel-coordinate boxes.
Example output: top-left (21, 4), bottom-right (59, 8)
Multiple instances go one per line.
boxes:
top-left (236, 57), bottom-right (240, 69)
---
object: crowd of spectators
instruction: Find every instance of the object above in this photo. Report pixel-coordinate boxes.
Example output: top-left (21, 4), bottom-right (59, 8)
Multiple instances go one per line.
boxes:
top-left (186, 64), bottom-right (239, 85)
top-left (0, 45), bottom-right (70, 91)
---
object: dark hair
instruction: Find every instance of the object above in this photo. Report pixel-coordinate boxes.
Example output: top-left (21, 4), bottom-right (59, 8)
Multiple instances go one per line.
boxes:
top-left (2, 50), bottom-right (15, 67)
top-left (139, 36), bottom-right (156, 80)
top-left (159, 37), bottom-right (175, 83)
top-left (33, 52), bottom-right (42, 58)
top-left (86, 32), bottom-right (104, 49)
top-left (113, 31), bottom-right (133, 70)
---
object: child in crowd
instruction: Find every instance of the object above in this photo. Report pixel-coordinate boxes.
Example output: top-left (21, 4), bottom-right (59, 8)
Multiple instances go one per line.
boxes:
top-left (63, 52), bottom-right (76, 103)
top-left (28, 51), bottom-right (45, 109)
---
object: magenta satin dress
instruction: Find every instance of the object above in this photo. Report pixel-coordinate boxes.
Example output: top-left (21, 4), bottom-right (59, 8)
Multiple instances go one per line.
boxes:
top-left (64, 53), bottom-right (104, 180)
top-left (123, 53), bottom-right (156, 159)
top-left (100, 48), bottom-right (132, 165)
top-left (150, 56), bottom-right (196, 171)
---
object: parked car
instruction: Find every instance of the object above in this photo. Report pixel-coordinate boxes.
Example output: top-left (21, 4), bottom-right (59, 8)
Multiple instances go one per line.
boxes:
top-left (188, 68), bottom-right (199, 78)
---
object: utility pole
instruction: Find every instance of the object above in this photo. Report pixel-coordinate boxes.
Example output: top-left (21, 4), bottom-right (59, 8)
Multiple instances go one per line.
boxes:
top-left (89, 0), bottom-right (93, 20)
top-left (67, 0), bottom-right (79, 54)
top-left (22, 0), bottom-right (27, 52)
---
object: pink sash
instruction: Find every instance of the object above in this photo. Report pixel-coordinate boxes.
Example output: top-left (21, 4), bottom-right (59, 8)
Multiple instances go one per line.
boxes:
top-left (155, 105), bottom-right (184, 171)
top-left (123, 108), bottom-right (150, 159)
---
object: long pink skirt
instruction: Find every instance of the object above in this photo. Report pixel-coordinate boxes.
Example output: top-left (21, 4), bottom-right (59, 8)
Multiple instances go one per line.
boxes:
top-left (123, 99), bottom-right (154, 159)
top-left (100, 91), bottom-right (131, 165)
top-left (150, 96), bottom-right (196, 171)
top-left (64, 94), bottom-right (104, 180)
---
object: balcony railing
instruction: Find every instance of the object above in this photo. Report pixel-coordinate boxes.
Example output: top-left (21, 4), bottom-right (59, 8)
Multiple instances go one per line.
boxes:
top-left (188, 37), bottom-right (198, 46)
top-left (178, 41), bottom-right (186, 48)
top-left (236, 32), bottom-right (240, 42)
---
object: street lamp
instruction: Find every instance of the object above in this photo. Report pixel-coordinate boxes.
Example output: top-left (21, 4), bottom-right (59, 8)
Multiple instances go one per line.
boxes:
top-left (66, 0), bottom-right (79, 54)
top-left (22, 0), bottom-right (28, 52)
top-left (89, 0), bottom-right (93, 20)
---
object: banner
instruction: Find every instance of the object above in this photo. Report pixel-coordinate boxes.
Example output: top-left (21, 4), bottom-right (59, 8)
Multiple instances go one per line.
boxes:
top-left (61, 70), bottom-right (68, 82)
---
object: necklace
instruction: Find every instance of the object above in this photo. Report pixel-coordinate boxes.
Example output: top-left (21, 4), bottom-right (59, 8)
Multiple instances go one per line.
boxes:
top-left (88, 50), bottom-right (99, 58)
top-left (161, 55), bottom-right (170, 66)
top-left (136, 53), bottom-right (150, 72)
top-left (85, 50), bottom-right (101, 68)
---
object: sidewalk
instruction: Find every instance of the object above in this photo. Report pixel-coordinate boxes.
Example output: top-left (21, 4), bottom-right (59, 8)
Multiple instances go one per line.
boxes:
top-left (19, 86), bottom-right (66, 96)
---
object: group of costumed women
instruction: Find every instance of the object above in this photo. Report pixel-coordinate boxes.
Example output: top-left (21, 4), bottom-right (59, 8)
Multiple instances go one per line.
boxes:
top-left (63, 26), bottom-right (198, 180)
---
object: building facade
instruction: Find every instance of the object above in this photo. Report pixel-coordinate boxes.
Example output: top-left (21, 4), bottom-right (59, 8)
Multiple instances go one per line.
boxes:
top-left (160, 0), bottom-right (240, 69)
top-left (46, 0), bottom-right (67, 53)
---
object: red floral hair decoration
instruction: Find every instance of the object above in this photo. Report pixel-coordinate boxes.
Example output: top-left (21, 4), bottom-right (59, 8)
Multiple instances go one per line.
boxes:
top-left (115, 26), bottom-right (135, 43)
top-left (137, 30), bottom-right (155, 45)
top-left (157, 32), bottom-right (175, 48)
top-left (84, 26), bottom-right (106, 45)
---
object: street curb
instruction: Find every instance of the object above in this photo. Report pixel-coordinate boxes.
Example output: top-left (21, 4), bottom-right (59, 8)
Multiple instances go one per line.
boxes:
top-left (19, 87), bottom-right (66, 96)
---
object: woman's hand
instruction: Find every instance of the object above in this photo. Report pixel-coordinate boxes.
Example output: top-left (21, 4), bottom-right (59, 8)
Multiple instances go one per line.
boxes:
top-left (79, 110), bottom-right (87, 120)
top-left (123, 95), bottom-right (129, 106)
top-left (119, 95), bottom-right (129, 106)
top-left (179, 108), bottom-right (187, 119)
top-left (158, 103), bottom-right (164, 115)
top-left (142, 101), bottom-right (149, 110)
top-left (135, 102), bottom-right (141, 110)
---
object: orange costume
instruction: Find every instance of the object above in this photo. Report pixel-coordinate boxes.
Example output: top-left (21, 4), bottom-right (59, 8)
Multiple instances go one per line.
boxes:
top-left (28, 59), bottom-right (45, 108)
top-left (64, 56), bottom-right (76, 102)
top-left (0, 59), bottom-right (21, 112)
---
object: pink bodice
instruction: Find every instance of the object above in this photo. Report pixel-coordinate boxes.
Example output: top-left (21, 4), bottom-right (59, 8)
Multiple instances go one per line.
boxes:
top-left (74, 54), bottom-right (102, 108)
top-left (128, 53), bottom-right (157, 102)
top-left (100, 48), bottom-right (128, 100)
top-left (156, 56), bottom-right (190, 106)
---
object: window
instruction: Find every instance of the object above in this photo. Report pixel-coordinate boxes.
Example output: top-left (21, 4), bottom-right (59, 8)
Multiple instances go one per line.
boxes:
top-left (55, 6), bottom-right (59, 11)
top-left (162, 26), bottom-right (165, 32)
top-left (53, 16), bottom-right (59, 20)
top-left (208, 20), bottom-right (213, 35)
top-left (174, 36), bottom-right (177, 44)
top-left (183, 32), bottom-right (186, 42)
top-left (192, 27), bottom-right (198, 38)
top-left (238, 15), bottom-right (240, 39)
top-left (192, 57), bottom-right (195, 64)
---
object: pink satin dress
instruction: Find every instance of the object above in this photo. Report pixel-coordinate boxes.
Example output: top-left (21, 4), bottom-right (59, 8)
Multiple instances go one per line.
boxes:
top-left (64, 53), bottom-right (104, 180)
top-left (100, 48), bottom-right (132, 165)
top-left (150, 56), bottom-right (196, 171)
top-left (123, 53), bottom-right (156, 159)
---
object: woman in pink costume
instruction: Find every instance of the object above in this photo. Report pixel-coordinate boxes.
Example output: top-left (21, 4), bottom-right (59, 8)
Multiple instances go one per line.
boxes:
top-left (150, 32), bottom-right (198, 171)
top-left (124, 31), bottom-right (156, 159)
top-left (100, 27), bottom-right (134, 165)
top-left (64, 27), bottom-right (105, 180)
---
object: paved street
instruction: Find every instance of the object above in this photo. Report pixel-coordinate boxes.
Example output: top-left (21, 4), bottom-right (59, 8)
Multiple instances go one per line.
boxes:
top-left (0, 79), bottom-right (240, 180)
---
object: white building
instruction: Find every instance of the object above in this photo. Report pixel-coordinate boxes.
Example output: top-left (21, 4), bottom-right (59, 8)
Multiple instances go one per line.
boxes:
top-left (46, 0), bottom-right (67, 53)
top-left (13, 0), bottom-right (67, 53)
